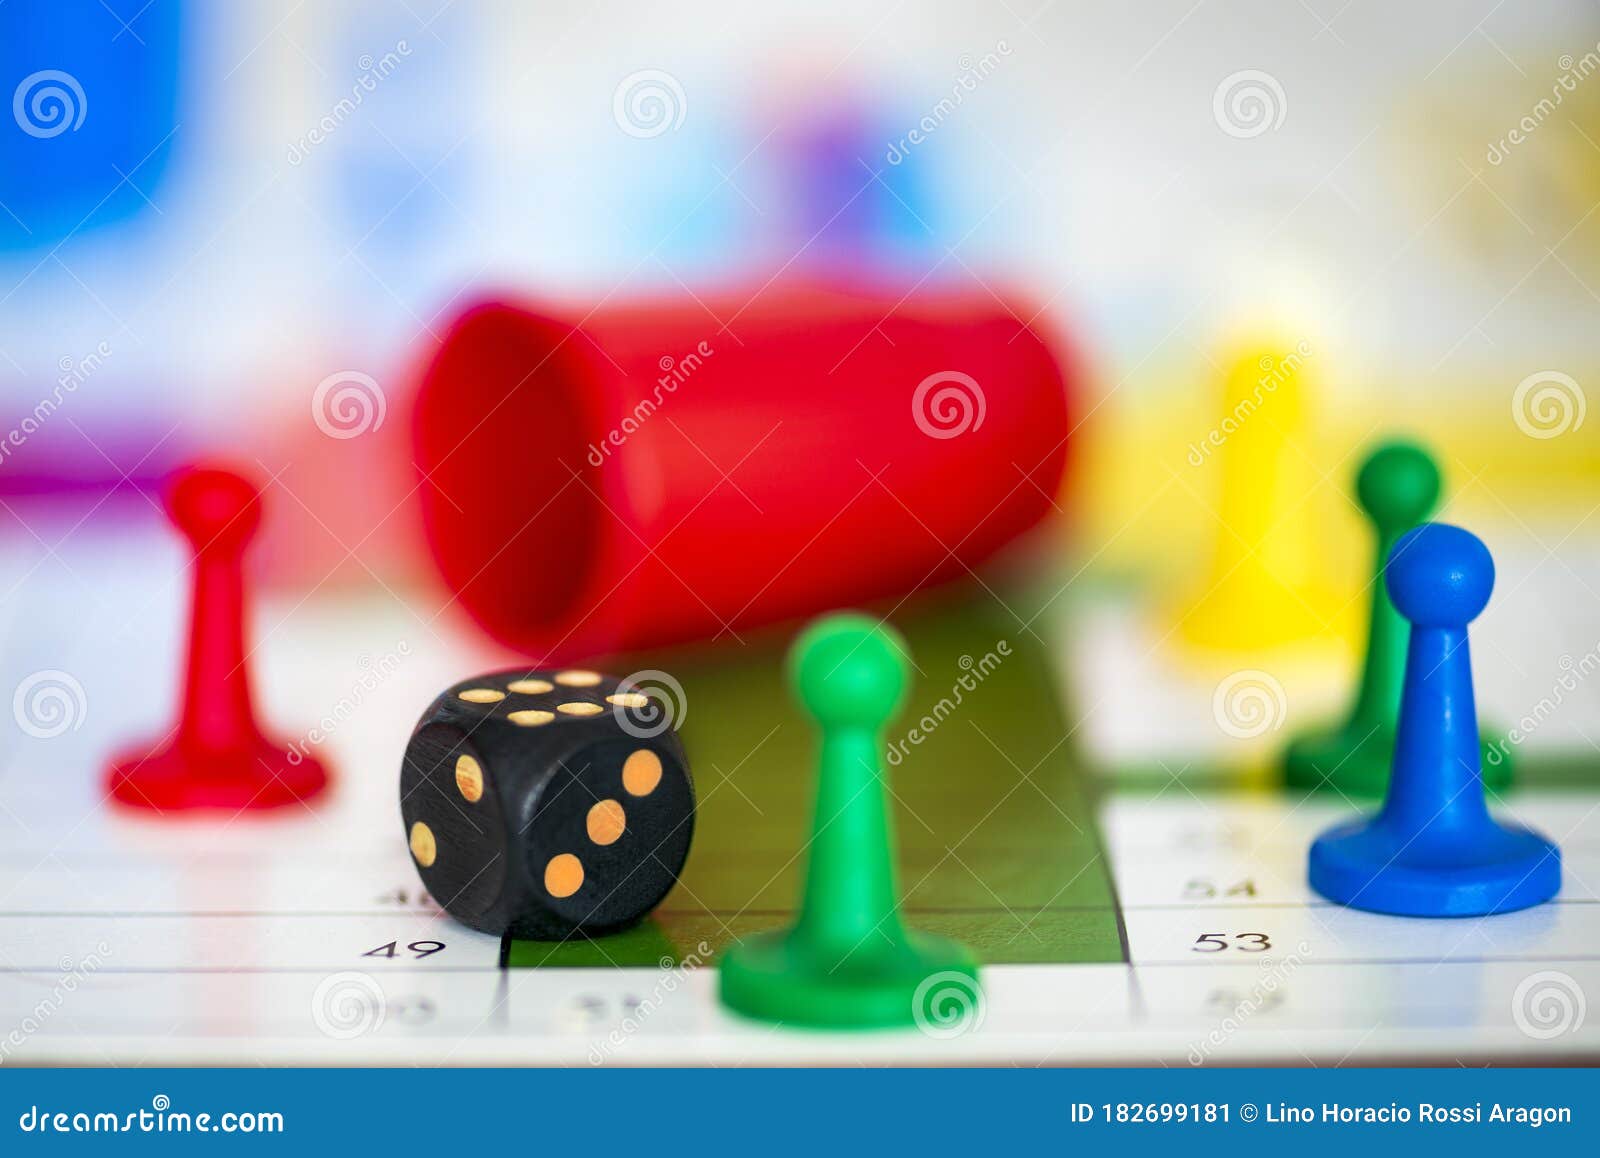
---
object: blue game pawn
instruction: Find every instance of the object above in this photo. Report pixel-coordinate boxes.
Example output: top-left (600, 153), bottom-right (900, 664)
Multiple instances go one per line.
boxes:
top-left (1308, 524), bottom-right (1560, 916)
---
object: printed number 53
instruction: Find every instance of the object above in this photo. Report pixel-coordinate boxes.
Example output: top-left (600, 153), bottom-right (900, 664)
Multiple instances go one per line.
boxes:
top-left (1192, 932), bottom-right (1271, 952)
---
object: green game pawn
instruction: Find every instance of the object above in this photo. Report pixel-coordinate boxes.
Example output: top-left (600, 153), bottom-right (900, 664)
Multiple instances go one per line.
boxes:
top-left (1285, 441), bottom-right (1511, 794)
top-left (719, 613), bottom-right (979, 1029)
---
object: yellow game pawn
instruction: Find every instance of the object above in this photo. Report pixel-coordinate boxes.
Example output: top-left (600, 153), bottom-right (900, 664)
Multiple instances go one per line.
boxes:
top-left (1180, 337), bottom-right (1337, 652)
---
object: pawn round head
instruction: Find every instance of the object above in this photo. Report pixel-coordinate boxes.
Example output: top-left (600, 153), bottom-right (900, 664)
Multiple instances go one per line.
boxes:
top-left (1386, 523), bottom-right (1494, 628)
top-left (1356, 441), bottom-right (1440, 533)
top-left (788, 613), bottom-right (908, 732)
top-left (166, 466), bottom-right (262, 552)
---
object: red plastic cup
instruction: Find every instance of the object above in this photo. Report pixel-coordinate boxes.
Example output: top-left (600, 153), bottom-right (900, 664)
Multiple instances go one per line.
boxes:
top-left (412, 282), bottom-right (1073, 660)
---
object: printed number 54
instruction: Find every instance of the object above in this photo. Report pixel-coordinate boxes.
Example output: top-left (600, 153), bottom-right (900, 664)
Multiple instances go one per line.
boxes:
top-left (1192, 932), bottom-right (1271, 952)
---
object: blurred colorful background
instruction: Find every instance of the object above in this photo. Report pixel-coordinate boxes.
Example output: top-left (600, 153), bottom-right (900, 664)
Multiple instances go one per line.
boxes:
top-left (2, 0), bottom-right (1599, 768)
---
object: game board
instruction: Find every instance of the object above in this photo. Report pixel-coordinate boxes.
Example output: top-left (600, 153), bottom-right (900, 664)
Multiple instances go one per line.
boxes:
top-left (0, 508), bottom-right (1595, 1065)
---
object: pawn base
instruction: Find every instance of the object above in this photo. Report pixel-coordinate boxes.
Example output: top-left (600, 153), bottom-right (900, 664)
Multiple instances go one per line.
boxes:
top-left (1309, 815), bottom-right (1560, 916)
top-left (1285, 724), bottom-right (1512, 796)
top-left (107, 739), bottom-right (328, 812)
top-left (720, 928), bottom-right (978, 1030)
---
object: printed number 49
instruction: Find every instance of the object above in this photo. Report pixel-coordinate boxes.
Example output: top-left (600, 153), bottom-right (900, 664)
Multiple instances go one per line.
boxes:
top-left (363, 940), bottom-right (446, 959)
top-left (1192, 932), bottom-right (1271, 952)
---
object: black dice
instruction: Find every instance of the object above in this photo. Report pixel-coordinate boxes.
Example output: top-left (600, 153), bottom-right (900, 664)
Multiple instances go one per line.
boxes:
top-left (399, 668), bottom-right (695, 940)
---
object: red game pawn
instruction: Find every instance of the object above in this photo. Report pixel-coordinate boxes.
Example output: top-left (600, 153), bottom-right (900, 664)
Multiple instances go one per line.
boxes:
top-left (106, 466), bottom-right (329, 812)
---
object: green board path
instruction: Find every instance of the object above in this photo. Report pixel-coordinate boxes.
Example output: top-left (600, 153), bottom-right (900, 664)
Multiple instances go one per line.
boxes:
top-left (507, 597), bottom-right (1127, 969)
